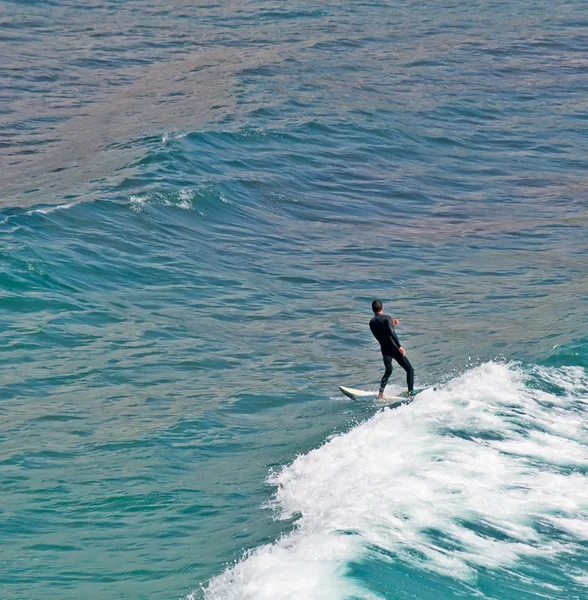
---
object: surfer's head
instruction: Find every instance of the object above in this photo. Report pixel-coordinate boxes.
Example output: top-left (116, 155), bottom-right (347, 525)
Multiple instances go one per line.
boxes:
top-left (372, 300), bottom-right (383, 314)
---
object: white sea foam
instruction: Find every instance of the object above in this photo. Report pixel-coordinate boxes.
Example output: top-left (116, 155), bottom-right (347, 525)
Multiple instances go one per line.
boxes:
top-left (0, 200), bottom-right (84, 226)
top-left (26, 202), bottom-right (77, 216)
top-left (129, 194), bottom-right (148, 212)
top-left (162, 131), bottom-right (188, 144)
top-left (177, 189), bottom-right (196, 210)
top-left (129, 189), bottom-right (195, 212)
top-left (202, 362), bottom-right (588, 599)
top-left (532, 364), bottom-right (588, 397)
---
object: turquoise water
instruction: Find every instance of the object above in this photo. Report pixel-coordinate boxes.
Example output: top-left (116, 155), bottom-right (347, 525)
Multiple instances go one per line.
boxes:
top-left (1, 1), bottom-right (587, 599)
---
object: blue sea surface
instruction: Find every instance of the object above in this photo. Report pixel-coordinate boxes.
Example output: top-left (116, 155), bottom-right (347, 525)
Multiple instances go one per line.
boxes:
top-left (1, 1), bottom-right (587, 599)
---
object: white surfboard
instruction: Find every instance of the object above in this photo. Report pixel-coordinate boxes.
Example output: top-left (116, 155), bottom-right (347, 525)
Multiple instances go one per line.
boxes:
top-left (338, 386), bottom-right (407, 402)
top-left (338, 386), bottom-right (374, 400)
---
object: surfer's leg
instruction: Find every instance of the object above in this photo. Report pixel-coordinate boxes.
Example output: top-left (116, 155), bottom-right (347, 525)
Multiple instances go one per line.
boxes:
top-left (394, 354), bottom-right (414, 392)
top-left (379, 355), bottom-right (393, 398)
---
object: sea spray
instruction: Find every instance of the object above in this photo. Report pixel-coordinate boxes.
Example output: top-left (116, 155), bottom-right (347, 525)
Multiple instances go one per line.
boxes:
top-left (202, 362), bottom-right (588, 599)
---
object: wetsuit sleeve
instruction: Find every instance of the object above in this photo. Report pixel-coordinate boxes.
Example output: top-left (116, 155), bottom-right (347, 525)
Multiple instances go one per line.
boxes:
top-left (387, 317), bottom-right (401, 349)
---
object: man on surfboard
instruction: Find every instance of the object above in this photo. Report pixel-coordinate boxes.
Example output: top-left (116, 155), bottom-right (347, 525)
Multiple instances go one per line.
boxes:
top-left (369, 300), bottom-right (415, 400)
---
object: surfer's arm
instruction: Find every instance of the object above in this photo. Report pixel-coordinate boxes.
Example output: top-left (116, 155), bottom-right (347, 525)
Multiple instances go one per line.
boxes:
top-left (387, 318), bottom-right (407, 356)
top-left (387, 317), bottom-right (402, 350)
top-left (392, 319), bottom-right (406, 356)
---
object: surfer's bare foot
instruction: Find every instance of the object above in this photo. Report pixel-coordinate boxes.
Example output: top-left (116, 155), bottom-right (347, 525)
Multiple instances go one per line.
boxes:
top-left (377, 393), bottom-right (384, 400)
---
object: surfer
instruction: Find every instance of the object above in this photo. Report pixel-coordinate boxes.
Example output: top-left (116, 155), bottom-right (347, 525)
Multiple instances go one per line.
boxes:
top-left (369, 300), bottom-right (415, 400)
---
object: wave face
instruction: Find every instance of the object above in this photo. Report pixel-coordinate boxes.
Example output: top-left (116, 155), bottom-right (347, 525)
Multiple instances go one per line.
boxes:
top-left (204, 362), bottom-right (588, 599)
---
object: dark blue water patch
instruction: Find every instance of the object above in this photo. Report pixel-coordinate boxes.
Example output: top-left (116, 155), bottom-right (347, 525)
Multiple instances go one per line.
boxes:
top-left (2, 203), bottom-right (218, 302)
top-left (539, 340), bottom-right (588, 370)
top-left (26, 542), bottom-right (81, 552)
top-left (30, 413), bottom-right (85, 423)
top-left (354, 545), bottom-right (583, 600)
top-left (438, 426), bottom-right (507, 443)
top-left (348, 553), bottom-right (478, 600)
top-left (0, 511), bottom-right (67, 540)
top-left (0, 449), bottom-right (78, 469)
top-left (123, 122), bottom-right (438, 223)
top-left (247, 8), bottom-right (327, 21)
top-left (229, 390), bottom-right (323, 415)
top-left (310, 37), bottom-right (367, 52)
top-left (434, 102), bottom-right (505, 123)
top-left (69, 55), bottom-right (155, 70)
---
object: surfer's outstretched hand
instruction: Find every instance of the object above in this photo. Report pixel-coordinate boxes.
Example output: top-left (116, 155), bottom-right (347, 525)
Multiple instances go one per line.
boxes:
top-left (399, 347), bottom-right (407, 356)
top-left (392, 318), bottom-right (400, 326)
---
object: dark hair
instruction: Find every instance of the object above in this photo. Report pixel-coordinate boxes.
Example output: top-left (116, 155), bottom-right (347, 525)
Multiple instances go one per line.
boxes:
top-left (372, 300), bottom-right (383, 313)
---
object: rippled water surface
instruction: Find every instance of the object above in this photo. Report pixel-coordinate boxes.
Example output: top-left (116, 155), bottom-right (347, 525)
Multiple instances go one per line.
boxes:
top-left (1, 1), bottom-right (587, 599)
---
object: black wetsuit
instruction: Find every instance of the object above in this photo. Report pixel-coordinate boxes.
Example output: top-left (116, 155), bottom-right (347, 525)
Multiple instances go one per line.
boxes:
top-left (369, 313), bottom-right (414, 394)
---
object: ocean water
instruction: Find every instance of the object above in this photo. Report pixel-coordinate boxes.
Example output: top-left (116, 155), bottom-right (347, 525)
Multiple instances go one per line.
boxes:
top-left (1, 1), bottom-right (587, 599)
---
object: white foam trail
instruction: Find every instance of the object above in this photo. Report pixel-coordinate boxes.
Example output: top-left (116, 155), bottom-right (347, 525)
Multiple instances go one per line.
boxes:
top-left (26, 202), bottom-right (76, 216)
top-left (177, 189), bottom-right (196, 210)
top-left (201, 362), bottom-right (588, 599)
top-left (129, 194), bottom-right (148, 212)
top-left (162, 131), bottom-right (187, 144)
top-left (0, 200), bottom-right (83, 226)
top-left (531, 364), bottom-right (588, 397)
top-left (129, 189), bottom-right (195, 212)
